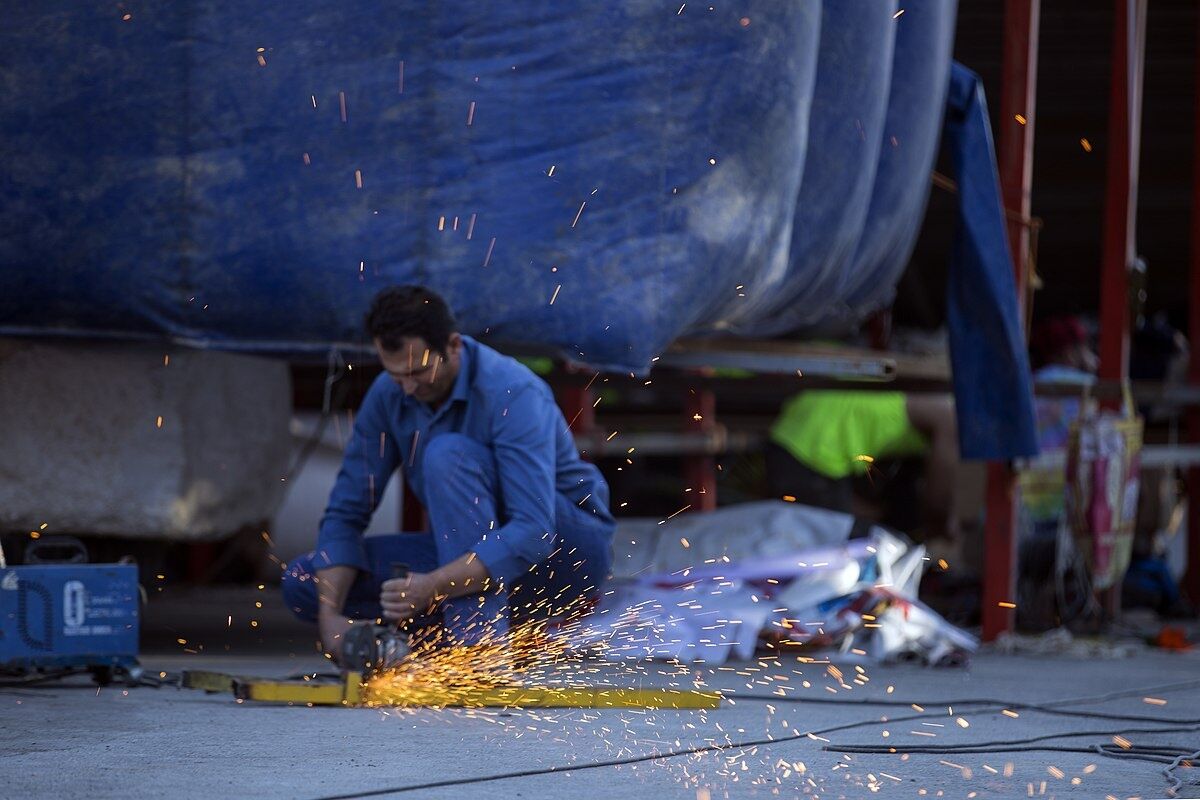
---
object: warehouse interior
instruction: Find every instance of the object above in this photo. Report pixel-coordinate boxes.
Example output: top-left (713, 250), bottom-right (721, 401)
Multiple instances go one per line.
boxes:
top-left (2, 2), bottom-right (1200, 798)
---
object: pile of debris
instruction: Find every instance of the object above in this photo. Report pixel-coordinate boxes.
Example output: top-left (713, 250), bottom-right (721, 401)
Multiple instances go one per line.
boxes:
top-left (571, 501), bottom-right (977, 666)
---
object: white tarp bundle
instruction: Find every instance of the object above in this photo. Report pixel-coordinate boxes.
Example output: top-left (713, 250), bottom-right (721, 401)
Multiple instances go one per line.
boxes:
top-left (574, 501), bottom-right (977, 666)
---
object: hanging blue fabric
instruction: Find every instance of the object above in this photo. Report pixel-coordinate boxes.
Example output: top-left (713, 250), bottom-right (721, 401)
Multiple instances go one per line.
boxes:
top-left (943, 62), bottom-right (1039, 459)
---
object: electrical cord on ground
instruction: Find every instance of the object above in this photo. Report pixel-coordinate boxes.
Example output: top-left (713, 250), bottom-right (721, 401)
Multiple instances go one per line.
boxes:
top-left (0, 668), bottom-right (88, 688)
top-left (830, 723), bottom-right (1200, 754)
top-left (728, 677), bottom-right (1200, 725)
top-left (829, 734), bottom-right (1200, 798)
top-left (306, 709), bottom-right (933, 800)
top-left (729, 697), bottom-right (1200, 725)
top-left (303, 678), bottom-right (1200, 800)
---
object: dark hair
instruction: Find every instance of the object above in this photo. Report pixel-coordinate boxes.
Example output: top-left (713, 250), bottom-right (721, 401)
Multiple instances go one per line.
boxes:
top-left (365, 286), bottom-right (458, 353)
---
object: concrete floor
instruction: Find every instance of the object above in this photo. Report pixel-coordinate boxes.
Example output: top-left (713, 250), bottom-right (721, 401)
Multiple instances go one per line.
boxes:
top-left (3, 587), bottom-right (1199, 799)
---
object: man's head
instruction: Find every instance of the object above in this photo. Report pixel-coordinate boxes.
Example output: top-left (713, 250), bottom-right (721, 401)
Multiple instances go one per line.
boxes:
top-left (1031, 315), bottom-right (1098, 373)
top-left (365, 286), bottom-right (463, 407)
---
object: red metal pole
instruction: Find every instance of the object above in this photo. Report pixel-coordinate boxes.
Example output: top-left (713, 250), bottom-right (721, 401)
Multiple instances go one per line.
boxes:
top-left (1097, 0), bottom-right (1146, 390)
top-left (559, 385), bottom-right (597, 436)
top-left (1096, 0), bottom-right (1145, 618)
top-left (1186, 7), bottom-right (1200, 605)
top-left (982, 0), bottom-right (1041, 642)
top-left (684, 389), bottom-right (718, 512)
top-left (997, 0), bottom-right (1040, 301)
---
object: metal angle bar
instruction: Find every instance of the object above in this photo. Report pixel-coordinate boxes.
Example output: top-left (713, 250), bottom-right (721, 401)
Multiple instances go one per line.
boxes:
top-left (1022, 444), bottom-right (1200, 471)
top-left (361, 686), bottom-right (722, 709)
top-left (182, 670), bottom-right (720, 709)
top-left (657, 351), bottom-right (896, 380)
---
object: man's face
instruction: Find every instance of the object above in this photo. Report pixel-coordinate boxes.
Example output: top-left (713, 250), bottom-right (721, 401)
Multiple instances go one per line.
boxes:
top-left (375, 334), bottom-right (462, 408)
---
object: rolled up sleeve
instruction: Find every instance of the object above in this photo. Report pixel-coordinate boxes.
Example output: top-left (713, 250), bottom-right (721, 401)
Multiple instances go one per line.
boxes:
top-left (471, 385), bottom-right (557, 587)
top-left (316, 378), bottom-right (399, 572)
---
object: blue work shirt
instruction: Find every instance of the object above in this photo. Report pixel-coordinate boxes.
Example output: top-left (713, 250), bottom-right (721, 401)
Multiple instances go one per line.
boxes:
top-left (316, 336), bottom-right (614, 587)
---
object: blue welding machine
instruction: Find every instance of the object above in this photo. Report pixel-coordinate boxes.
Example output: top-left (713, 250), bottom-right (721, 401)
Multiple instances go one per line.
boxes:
top-left (0, 563), bottom-right (140, 674)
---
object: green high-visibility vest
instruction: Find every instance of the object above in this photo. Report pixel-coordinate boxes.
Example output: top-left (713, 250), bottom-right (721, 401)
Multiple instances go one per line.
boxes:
top-left (769, 391), bottom-right (929, 479)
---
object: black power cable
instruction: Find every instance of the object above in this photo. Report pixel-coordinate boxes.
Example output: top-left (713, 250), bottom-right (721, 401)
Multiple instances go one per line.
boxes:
top-left (830, 736), bottom-right (1200, 798)
top-left (728, 684), bottom-right (1200, 725)
top-left (304, 678), bottom-right (1200, 800)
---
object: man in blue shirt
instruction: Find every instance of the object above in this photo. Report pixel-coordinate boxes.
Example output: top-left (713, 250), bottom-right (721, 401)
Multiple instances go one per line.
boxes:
top-left (282, 286), bottom-right (615, 656)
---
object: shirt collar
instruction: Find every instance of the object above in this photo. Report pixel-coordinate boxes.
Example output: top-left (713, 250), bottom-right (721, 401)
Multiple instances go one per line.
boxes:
top-left (447, 335), bottom-right (474, 405)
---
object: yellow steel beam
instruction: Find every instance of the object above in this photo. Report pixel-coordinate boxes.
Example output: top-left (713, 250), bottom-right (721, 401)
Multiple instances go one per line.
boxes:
top-left (183, 670), bottom-right (720, 709)
top-left (234, 674), bottom-right (358, 705)
top-left (363, 685), bottom-right (721, 709)
top-left (181, 670), bottom-right (241, 693)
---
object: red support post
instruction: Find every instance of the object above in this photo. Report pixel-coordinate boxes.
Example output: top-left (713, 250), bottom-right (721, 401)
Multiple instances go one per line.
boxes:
top-left (1186, 8), bottom-right (1200, 606)
top-left (997, 0), bottom-right (1041, 302)
top-left (1096, 0), bottom-right (1146, 618)
top-left (559, 385), bottom-right (597, 437)
top-left (1097, 0), bottom-right (1146, 391)
top-left (684, 389), bottom-right (718, 512)
top-left (982, 0), bottom-right (1041, 642)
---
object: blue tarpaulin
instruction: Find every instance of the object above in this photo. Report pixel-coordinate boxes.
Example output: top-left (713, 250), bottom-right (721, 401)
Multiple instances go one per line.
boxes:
top-left (943, 63), bottom-right (1039, 459)
top-left (0, 1), bottom-right (1037, 458)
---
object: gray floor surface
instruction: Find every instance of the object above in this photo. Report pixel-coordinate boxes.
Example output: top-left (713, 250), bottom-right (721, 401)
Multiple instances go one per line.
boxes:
top-left (3, 587), bottom-right (1198, 799)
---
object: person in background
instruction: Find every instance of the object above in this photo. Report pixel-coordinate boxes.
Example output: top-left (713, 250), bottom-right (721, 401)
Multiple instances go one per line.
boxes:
top-left (765, 390), bottom-right (959, 540)
top-left (1017, 315), bottom-right (1099, 627)
top-left (1126, 313), bottom-right (1193, 618)
top-left (1028, 314), bottom-right (1098, 450)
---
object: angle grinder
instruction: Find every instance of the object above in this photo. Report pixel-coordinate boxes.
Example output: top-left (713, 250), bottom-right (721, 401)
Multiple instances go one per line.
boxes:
top-left (340, 562), bottom-right (413, 674)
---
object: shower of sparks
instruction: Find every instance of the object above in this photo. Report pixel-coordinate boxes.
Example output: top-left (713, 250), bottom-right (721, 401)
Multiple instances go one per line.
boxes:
top-left (549, 285), bottom-right (562, 305)
top-left (483, 236), bottom-right (497, 267)
top-left (467, 100), bottom-right (477, 126)
top-left (366, 592), bottom-right (723, 708)
top-left (571, 202), bottom-right (586, 228)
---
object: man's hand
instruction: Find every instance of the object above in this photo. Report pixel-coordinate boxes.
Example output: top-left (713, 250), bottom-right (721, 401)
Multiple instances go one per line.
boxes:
top-left (380, 572), bottom-right (440, 624)
top-left (318, 612), bottom-right (355, 664)
top-left (314, 565), bottom-right (358, 664)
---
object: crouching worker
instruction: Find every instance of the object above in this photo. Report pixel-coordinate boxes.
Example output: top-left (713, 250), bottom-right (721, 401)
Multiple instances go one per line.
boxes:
top-left (282, 286), bottom-right (615, 659)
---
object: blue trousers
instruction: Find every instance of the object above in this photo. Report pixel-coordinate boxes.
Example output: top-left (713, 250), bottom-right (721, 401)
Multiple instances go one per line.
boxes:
top-left (282, 434), bottom-right (613, 642)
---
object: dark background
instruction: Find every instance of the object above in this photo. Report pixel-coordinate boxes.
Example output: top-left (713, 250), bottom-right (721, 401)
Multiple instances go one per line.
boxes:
top-left (899, 0), bottom-right (1198, 330)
